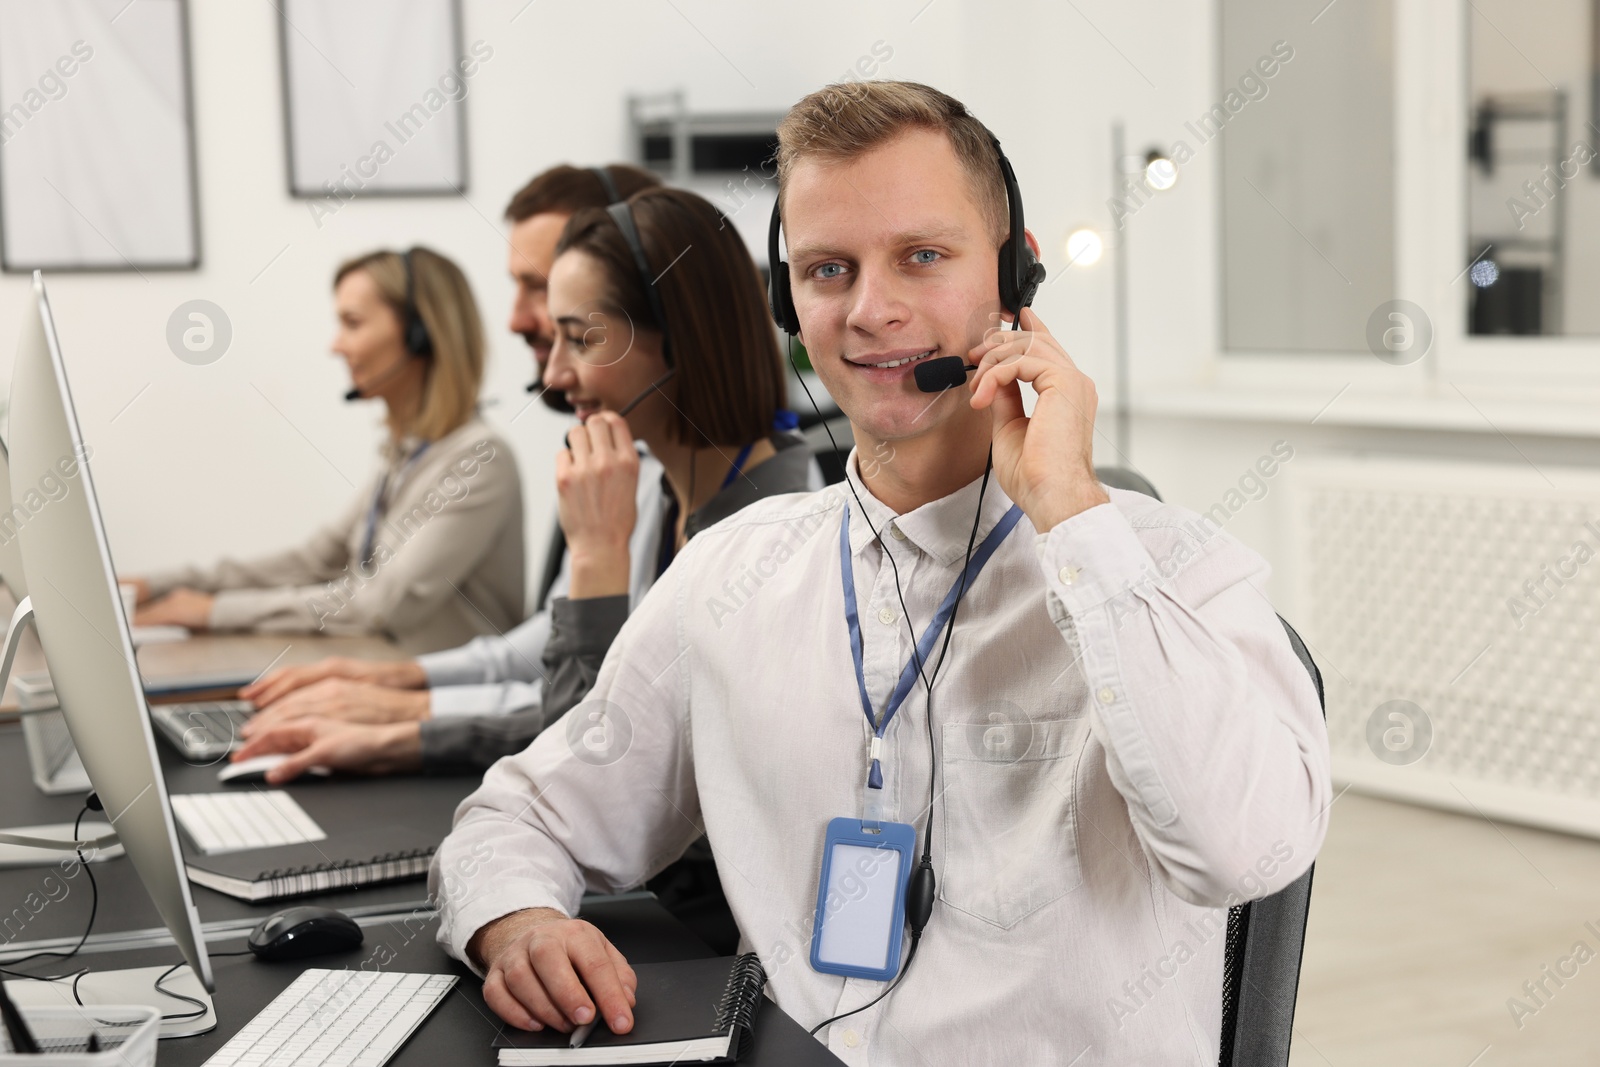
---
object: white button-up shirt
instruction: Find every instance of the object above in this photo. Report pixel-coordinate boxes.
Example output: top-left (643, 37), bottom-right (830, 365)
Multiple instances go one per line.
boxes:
top-left (432, 452), bottom-right (1331, 1066)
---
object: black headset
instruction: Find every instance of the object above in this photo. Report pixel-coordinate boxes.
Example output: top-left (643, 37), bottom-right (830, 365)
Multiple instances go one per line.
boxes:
top-left (344, 248), bottom-right (434, 401)
top-left (400, 247), bottom-right (434, 357)
top-left (606, 197), bottom-right (675, 370)
top-left (588, 165), bottom-right (623, 207)
top-left (766, 134), bottom-right (1045, 336)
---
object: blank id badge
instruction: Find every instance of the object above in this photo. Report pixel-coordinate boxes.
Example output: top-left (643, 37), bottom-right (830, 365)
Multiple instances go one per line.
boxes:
top-left (809, 817), bottom-right (915, 982)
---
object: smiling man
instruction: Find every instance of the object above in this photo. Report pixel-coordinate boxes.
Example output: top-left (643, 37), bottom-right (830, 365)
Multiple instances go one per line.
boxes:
top-left (431, 81), bottom-right (1330, 1065)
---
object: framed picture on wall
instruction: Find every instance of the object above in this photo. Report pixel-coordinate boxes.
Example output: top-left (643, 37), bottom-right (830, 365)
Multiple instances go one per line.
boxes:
top-left (0, 0), bottom-right (201, 273)
top-left (278, 0), bottom-right (472, 203)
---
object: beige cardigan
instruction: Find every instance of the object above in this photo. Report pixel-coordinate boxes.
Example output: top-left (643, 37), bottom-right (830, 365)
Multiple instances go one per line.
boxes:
top-left (146, 417), bottom-right (524, 654)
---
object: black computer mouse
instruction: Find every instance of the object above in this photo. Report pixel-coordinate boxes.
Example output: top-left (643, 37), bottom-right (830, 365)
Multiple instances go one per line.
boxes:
top-left (247, 905), bottom-right (364, 961)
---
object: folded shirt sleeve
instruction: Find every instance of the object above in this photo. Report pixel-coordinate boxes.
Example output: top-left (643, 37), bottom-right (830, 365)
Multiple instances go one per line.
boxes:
top-left (1033, 499), bottom-right (1331, 909)
top-left (146, 496), bottom-right (363, 601)
top-left (430, 564), bottom-right (702, 970)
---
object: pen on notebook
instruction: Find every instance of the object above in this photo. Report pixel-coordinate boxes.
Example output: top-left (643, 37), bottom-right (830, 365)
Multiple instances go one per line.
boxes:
top-left (569, 1020), bottom-right (597, 1048)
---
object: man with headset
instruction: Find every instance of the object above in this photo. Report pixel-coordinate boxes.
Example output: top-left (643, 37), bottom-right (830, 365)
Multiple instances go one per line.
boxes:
top-left (432, 82), bottom-right (1330, 1064)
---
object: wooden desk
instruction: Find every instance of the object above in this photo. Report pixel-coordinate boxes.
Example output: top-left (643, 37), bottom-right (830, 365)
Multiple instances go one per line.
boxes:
top-left (1, 585), bottom-right (403, 714)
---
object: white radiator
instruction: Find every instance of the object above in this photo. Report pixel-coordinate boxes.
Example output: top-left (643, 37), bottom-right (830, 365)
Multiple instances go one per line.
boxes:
top-left (1282, 455), bottom-right (1600, 836)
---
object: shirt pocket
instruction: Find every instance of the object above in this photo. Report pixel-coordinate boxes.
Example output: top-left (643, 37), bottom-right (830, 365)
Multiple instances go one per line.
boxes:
top-left (939, 715), bottom-right (1086, 929)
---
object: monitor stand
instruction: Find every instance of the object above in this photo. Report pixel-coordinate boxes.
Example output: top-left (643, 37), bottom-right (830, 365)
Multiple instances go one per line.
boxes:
top-left (4, 966), bottom-right (216, 1038)
top-left (0, 598), bottom-right (118, 860)
top-left (0, 596), bottom-right (34, 697)
top-left (0, 599), bottom-right (209, 1039)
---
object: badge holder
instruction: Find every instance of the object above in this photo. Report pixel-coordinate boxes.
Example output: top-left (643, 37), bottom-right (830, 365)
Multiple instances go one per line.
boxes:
top-left (809, 816), bottom-right (915, 982)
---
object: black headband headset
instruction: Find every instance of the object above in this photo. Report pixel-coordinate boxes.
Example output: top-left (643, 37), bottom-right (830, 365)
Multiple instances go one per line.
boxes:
top-left (345, 247), bottom-right (434, 401)
top-left (602, 191), bottom-right (679, 418)
top-left (771, 133), bottom-right (1045, 1035)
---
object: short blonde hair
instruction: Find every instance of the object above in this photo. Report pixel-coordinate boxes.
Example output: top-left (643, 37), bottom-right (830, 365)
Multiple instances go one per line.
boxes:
top-left (334, 246), bottom-right (484, 442)
top-left (775, 80), bottom-right (1008, 243)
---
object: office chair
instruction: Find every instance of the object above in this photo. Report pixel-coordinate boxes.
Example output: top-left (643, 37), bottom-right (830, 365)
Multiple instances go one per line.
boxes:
top-left (1095, 465), bottom-right (1322, 1067)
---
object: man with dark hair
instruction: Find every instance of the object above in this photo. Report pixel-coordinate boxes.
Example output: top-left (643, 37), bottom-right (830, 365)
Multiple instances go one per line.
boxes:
top-left (235, 163), bottom-right (669, 769)
top-left (502, 164), bottom-right (662, 414)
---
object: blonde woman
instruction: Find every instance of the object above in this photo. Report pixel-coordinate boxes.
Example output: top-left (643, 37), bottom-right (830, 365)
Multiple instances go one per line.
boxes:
top-left (131, 247), bottom-right (524, 654)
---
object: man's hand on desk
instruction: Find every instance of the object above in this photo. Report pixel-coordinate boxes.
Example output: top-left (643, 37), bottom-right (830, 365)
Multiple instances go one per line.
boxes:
top-left (470, 909), bottom-right (637, 1035)
top-left (242, 678), bottom-right (430, 734)
top-left (134, 588), bottom-right (214, 629)
top-left (241, 656), bottom-right (428, 708)
top-left (230, 719), bottom-right (422, 782)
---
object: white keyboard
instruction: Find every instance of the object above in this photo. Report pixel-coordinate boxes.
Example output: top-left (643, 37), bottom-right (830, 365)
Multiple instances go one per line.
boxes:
top-left (170, 791), bottom-right (326, 854)
top-left (204, 969), bottom-right (456, 1067)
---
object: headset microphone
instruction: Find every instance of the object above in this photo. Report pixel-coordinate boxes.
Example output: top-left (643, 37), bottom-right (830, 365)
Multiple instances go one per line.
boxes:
top-left (913, 357), bottom-right (978, 393)
top-left (617, 367), bottom-right (676, 418)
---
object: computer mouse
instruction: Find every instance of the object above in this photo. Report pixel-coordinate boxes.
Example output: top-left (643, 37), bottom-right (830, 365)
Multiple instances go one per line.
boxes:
top-left (217, 754), bottom-right (331, 785)
top-left (247, 905), bottom-right (364, 961)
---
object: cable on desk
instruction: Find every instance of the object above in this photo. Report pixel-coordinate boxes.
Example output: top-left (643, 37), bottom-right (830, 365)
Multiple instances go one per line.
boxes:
top-left (0, 799), bottom-right (99, 982)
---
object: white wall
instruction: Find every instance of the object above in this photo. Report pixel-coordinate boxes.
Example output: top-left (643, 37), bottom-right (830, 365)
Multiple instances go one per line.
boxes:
top-left (0, 0), bottom-right (1220, 602)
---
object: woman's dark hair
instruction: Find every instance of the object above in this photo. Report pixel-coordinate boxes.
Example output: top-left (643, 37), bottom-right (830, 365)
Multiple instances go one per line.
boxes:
top-left (556, 188), bottom-right (786, 448)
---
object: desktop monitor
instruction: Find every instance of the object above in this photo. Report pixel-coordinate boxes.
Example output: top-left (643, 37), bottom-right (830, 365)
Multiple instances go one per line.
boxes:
top-left (0, 438), bottom-right (26, 600)
top-left (8, 272), bottom-right (214, 995)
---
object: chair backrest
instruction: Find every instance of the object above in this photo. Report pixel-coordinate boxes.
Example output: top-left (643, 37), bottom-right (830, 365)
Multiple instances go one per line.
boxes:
top-left (1217, 616), bottom-right (1323, 1067)
top-left (1092, 466), bottom-right (1323, 1067)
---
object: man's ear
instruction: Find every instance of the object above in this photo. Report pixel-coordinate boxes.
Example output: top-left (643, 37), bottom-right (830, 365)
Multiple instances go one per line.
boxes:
top-left (1023, 227), bottom-right (1042, 260)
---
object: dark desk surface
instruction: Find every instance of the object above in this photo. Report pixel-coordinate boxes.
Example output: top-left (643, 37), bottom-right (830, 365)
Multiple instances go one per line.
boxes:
top-left (0, 721), bottom-right (482, 953)
top-left (17, 897), bottom-right (842, 1066)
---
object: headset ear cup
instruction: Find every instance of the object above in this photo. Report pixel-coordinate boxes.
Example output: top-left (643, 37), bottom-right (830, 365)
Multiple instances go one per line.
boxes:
top-left (766, 200), bottom-right (801, 336)
top-left (770, 264), bottom-right (800, 336)
top-left (406, 317), bottom-right (433, 357)
top-left (997, 236), bottom-right (1020, 316)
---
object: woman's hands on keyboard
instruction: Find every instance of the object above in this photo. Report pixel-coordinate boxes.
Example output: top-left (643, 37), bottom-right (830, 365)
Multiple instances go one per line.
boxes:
top-left (241, 656), bottom-right (428, 708)
top-left (242, 678), bottom-right (430, 736)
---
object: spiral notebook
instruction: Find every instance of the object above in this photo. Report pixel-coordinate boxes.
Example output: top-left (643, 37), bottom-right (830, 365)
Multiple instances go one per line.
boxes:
top-left (183, 826), bottom-right (435, 902)
top-left (494, 954), bottom-right (767, 1066)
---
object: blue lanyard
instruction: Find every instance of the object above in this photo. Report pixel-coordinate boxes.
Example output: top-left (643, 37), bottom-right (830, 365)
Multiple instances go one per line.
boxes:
top-left (658, 441), bottom-right (758, 578)
top-left (839, 500), bottom-right (1024, 789)
top-left (360, 442), bottom-right (431, 566)
top-left (720, 441), bottom-right (754, 491)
